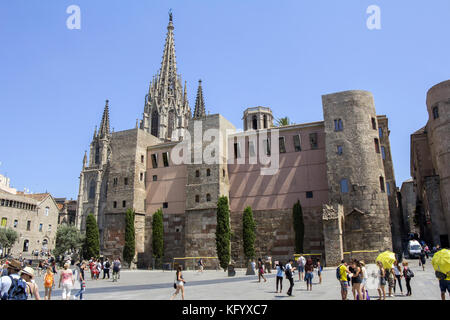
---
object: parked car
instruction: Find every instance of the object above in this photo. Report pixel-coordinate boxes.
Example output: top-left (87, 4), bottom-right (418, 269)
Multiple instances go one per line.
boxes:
top-left (405, 240), bottom-right (422, 258)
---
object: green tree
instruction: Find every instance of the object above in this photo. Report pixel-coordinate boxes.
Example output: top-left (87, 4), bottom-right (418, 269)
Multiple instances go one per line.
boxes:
top-left (83, 213), bottom-right (99, 259)
top-left (53, 225), bottom-right (84, 258)
top-left (276, 117), bottom-right (290, 127)
top-left (123, 208), bottom-right (136, 267)
top-left (216, 196), bottom-right (231, 271)
top-left (293, 200), bottom-right (305, 254)
top-left (152, 208), bottom-right (164, 268)
top-left (242, 206), bottom-right (256, 261)
top-left (0, 228), bottom-right (18, 256)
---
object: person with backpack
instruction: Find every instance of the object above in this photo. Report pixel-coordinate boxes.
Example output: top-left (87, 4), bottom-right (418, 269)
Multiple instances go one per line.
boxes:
top-left (112, 257), bottom-right (121, 282)
top-left (43, 266), bottom-right (55, 300)
top-left (337, 260), bottom-right (351, 300)
top-left (297, 255), bottom-right (306, 281)
top-left (0, 259), bottom-right (28, 300)
top-left (285, 259), bottom-right (296, 296)
top-left (103, 258), bottom-right (111, 279)
top-left (198, 258), bottom-right (204, 272)
top-left (402, 261), bottom-right (414, 296)
top-left (275, 261), bottom-right (284, 293)
top-left (20, 267), bottom-right (41, 300)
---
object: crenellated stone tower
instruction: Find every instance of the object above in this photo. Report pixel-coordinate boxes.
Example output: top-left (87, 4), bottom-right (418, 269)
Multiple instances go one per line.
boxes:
top-left (322, 90), bottom-right (393, 263)
top-left (140, 13), bottom-right (191, 142)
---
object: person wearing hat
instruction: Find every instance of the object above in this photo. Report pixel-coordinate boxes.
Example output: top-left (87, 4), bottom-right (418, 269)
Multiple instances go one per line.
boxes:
top-left (20, 266), bottom-right (41, 300)
top-left (0, 259), bottom-right (26, 300)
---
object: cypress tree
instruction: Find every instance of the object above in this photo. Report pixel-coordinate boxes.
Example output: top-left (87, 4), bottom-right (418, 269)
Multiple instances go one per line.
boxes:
top-left (216, 196), bottom-right (231, 271)
top-left (152, 208), bottom-right (164, 268)
top-left (242, 206), bottom-right (256, 261)
top-left (84, 213), bottom-right (99, 259)
top-left (293, 200), bottom-right (305, 254)
top-left (123, 208), bottom-right (136, 267)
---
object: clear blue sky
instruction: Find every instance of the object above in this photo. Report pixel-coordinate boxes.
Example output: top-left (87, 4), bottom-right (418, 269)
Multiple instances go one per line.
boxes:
top-left (0, 0), bottom-right (449, 199)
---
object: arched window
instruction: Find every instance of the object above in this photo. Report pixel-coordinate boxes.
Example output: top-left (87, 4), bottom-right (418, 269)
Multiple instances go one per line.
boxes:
top-left (206, 169), bottom-right (211, 176)
top-left (196, 170), bottom-right (200, 177)
top-left (95, 145), bottom-right (100, 164)
top-left (88, 180), bottom-right (96, 199)
top-left (340, 179), bottom-right (349, 193)
top-left (23, 239), bottom-right (29, 252)
top-left (206, 194), bottom-right (211, 202)
top-left (380, 176), bottom-right (385, 192)
top-left (334, 119), bottom-right (343, 131)
top-left (252, 115), bottom-right (258, 130)
top-left (433, 106), bottom-right (439, 119)
top-left (168, 110), bottom-right (175, 139)
top-left (195, 195), bottom-right (200, 203)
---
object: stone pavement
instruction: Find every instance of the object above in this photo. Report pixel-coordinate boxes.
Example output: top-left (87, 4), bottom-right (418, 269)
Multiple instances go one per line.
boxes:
top-left (35, 259), bottom-right (444, 300)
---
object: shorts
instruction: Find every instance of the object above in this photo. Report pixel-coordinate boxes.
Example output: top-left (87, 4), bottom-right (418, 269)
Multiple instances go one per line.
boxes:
top-left (340, 281), bottom-right (348, 291)
top-left (387, 277), bottom-right (395, 288)
top-left (305, 272), bottom-right (313, 284)
top-left (298, 266), bottom-right (304, 273)
top-left (439, 280), bottom-right (450, 294)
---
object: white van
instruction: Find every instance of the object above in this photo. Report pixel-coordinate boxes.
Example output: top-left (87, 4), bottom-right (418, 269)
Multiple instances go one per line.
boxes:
top-left (406, 240), bottom-right (422, 258)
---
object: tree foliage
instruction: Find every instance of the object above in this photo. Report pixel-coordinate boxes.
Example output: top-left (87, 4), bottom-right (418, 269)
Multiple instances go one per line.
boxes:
top-left (152, 208), bottom-right (164, 267)
top-left (242, 206), bottom-right (256, 260)
top-left (276, 117), bottom-right (291, 127)
top-left (54, 225), bottom-right (84, 258)
top-left (293, 200), bottom-right (305, 254)
top-left (83, 213), bottom-right (99, 259)
top-left (216, 196), bottom-right (231, 270)
top-left (0, 228), bottom-right (18, 255)
top-left (123, 208), bottom-right (136, 266)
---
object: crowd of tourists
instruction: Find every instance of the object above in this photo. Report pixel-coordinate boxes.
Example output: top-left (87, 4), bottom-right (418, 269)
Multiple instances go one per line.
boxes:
top-left (0, 255), bottom-right (122, 300)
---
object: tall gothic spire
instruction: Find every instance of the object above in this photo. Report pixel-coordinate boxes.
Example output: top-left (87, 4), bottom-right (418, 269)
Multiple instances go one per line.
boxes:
top-left (193, 80), bottom-right (206, 118)
top-left (157, 11), bottom-right (178, 96)
top-left (99, 100), bottom-right (110, 138)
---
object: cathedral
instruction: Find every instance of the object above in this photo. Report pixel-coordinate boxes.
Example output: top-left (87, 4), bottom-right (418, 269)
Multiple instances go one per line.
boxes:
top-left (76, 14), bottom-right (400, 268)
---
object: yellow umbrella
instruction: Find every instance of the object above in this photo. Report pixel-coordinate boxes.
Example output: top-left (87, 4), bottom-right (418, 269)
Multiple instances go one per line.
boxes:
top-left (431, 249), bottom-right (450, 276)
top-left (376, 251), bottom-right (396, 269)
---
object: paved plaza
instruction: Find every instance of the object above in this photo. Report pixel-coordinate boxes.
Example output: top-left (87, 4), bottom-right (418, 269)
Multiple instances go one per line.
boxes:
top-left (35, 259), bottom-right (444, 300)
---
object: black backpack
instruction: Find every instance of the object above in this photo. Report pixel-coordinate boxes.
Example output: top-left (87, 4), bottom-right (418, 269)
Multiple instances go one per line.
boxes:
top-left (6, 276), bottom-right (28, 300)
top-left (105, 261), bottom-right (110, 268)
top-left (285, 266), bottom-right (292, 278)
top-left (435, 270), bottom-right (447, 280)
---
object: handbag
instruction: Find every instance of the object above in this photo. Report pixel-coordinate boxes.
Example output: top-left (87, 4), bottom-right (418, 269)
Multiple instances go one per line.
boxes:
top-left (173, 282), bottom-right (177, 289)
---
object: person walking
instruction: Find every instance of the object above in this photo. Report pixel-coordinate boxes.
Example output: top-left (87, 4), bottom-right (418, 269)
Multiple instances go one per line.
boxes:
top-left (360, 261), bottom-right (369, 300)
top-left (0, 259), bottom-right (28, 300)
top-left (20, 267), bottom-right (41, 300)
top-left (393, 261), bottom-right (404, 296)
top-left (285, 259), bottom-right (295, 296)
top-left (402, 261), bottom-right (414, 296)
top-left (43, 266), bottom-right (55, 300)
top-left (419, 250), bottom-right (426, 271)
top-left (257, 258), bottom-right (267, 283)
top-left (112, 257), bottom-right (121, 282)
top-left (59, 263), bottom-right (75, 300)
top-left (304, 258), bottom-right (314, 291)
top-left (198, 258), bottom-right (204, 272)
top-left (316, 260), bottom-right (323, 284)
top-left (297, 255), bottom-right (306, 281)
top-left (275, 261), bottom-right (284, 293)
top-left (338, 260), bottom-right (351, 300)
top-left (103, 258), bottom-right (110, 279)
top-left (74, 262), bottom-right (87, 300)
top-left (377, 261), bottom-right (386, 300)
top-left (386, 266), bottom-right (395, 297)
top-left (170, 266), bottom-right (186, 300)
